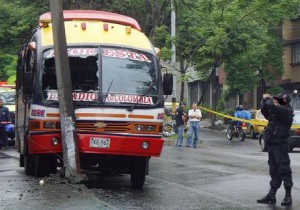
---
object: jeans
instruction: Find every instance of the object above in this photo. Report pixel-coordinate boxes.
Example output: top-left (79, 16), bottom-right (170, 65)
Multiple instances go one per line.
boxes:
top-left (176, 125), bottom-right (184, 146)
top-left (0, 125), bottom-right (8, 148)
top-left (186, 121), bottom-right (200, 147)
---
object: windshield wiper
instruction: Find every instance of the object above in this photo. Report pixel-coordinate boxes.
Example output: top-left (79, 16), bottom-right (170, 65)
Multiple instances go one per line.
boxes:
top-left (99, 79), bottom-right (113, 105)
top-left (127, 79), bottom-right (158, 112)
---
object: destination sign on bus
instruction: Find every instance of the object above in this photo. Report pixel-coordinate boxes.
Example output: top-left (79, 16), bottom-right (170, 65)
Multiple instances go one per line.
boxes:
top-left (44, 48), bottom-right (152, 63)
top-left (46, 90), bottom-right (154, 104)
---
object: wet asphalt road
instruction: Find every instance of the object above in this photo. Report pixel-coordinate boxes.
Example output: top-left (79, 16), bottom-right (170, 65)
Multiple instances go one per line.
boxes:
top-left (87, 128), bottom-right (300, 209)
top-left (0, 149), bottom-right (110, 210)
top-left (1, 128), bottom-right (300, 209)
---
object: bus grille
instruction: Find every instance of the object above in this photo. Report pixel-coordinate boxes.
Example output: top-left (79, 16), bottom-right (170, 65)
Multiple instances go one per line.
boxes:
top-left (76, 121), bottom-right (132, 133)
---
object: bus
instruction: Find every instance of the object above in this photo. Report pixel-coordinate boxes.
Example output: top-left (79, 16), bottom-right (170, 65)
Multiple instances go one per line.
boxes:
top-left (16, 10), bottom-right (173, 189)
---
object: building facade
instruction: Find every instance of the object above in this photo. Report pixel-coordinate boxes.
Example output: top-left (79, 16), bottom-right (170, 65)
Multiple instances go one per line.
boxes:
top-left (281, 17), bottom-right (300, 109)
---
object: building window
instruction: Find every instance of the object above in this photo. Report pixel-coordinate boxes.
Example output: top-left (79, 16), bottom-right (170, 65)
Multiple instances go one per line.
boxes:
top-left (291, 42), bottom-right (300, 65)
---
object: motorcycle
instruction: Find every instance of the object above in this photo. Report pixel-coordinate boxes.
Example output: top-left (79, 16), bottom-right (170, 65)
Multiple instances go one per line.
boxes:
top-left (226, 121), bottom-right (247, 141)
top-left (0, 122), bottom-right (15, 142)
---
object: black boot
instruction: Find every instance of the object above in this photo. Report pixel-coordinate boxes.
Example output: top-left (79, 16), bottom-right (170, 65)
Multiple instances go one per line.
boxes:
top-left (257, 188), bottom-right (276, 204)
top-left (281, 187), bottom-right (292, 206)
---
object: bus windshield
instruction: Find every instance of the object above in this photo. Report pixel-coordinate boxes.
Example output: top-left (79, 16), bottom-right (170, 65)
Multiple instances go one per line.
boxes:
top-left (42, 47), bottom-right (158, 106)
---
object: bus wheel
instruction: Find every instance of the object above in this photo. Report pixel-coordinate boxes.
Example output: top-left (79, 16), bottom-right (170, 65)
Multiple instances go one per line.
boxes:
top-left (131, 157), bottom-right (147, 189)
top-left (24, 154), bottom-right (35, 176)
top-left (20, 154), bottom-right (24, 167)
top-left (35, 155), bottom-right (57, 177)
top-left (49, 156), bottom-right (58, 174)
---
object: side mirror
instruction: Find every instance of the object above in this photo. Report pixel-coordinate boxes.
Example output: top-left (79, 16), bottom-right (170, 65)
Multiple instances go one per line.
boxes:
top-left (163, 73), bottom-right (173, 95)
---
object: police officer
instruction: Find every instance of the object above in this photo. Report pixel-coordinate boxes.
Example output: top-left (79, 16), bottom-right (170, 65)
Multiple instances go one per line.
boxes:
top-left (257, 93), bottom-right (294, 206)
top-left (0, 98), bottom-right (11, 150)
top-left (175, 102), bottom-right (186, 147)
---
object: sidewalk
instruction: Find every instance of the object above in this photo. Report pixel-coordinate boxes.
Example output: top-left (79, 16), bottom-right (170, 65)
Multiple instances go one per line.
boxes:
top-left (0, 148), bottom-right (113, 210)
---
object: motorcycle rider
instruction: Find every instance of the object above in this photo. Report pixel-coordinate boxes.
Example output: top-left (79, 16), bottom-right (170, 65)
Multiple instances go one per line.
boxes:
top-left (233, 105), bottom-right (250, 131)
top-left (257, 93), bottom-right (294, 206)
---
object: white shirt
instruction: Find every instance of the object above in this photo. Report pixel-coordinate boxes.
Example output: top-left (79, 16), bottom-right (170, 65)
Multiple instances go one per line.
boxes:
top-left (188, 109), bottom-right (202, 122)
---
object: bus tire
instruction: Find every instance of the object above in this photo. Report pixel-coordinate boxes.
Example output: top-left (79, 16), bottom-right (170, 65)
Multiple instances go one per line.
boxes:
top-left (49, 156), bottom-right (58, 175)
top-left (131, 157), bottom-right (147, 189)
top-left (34, 155), bottom-right (46, 177)
top-left (24, 154), bottom-right (35, 176)
top-left (35, 155), bottom-right (57, 177)
top-left (20, 154), bottom-right (24, 167)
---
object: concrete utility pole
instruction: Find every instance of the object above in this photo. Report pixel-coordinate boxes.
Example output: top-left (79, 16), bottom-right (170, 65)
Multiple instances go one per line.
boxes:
top-left (49, 0), bottom-right (84, 182)
top-left (171, 0), bottom-right (177, 114)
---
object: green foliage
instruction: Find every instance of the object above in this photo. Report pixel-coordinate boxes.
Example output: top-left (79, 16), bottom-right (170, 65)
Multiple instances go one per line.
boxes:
top-left (216, 98), bottom-right (225, 112)
top-left (216, 97), bottom-right (232, 120)
top-left (0, 53), bottom-right (17, 80)
top-left (267, 86), bottom-right (284, 95)
top-left (152, 25), bottom-right (172, 60)
top-left (0, 0), bottom-right (299, 90)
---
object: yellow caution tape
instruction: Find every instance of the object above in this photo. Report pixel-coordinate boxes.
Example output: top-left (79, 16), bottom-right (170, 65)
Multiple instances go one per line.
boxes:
top-left (198, 105), bottom-right (300, 129)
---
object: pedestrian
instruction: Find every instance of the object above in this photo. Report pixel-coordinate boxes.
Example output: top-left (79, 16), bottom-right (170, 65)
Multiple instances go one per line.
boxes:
top-left (175, 102), bottom-right (186, 147)
top-left (257, 93), bottom-right (294, 206)
top-left (186, 102), bottom-right (202, 148)
top-left (0, 98), bottom-right (11, 150)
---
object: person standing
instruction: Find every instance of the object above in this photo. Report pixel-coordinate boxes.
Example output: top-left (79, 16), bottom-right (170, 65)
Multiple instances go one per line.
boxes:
top-left (186, 102), bottom-right (202, 148)
top-left (175, 102), bottom-right (186, 147)
top-left (257, 93), bottom-right (294, 206)
top-left (0, 98), bottom-right (11, 150)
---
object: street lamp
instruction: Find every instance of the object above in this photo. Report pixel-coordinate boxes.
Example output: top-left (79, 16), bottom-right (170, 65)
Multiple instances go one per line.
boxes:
top-left (171, 0), bottom-right (177, 116)
top-left (292, 89), bottom-right (300, 109)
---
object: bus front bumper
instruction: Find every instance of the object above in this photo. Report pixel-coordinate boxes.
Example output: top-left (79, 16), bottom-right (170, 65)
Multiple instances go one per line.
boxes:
top-left (27, 133), bottom-right (164, 157)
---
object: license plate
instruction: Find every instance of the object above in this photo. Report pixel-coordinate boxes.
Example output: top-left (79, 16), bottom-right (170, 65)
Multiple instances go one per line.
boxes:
top-left (90, 137), bottom-right (110, 148)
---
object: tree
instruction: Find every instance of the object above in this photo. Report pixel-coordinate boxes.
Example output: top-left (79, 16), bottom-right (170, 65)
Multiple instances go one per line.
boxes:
top-left (0, 0), bottom-right (171, 80)
top-left (0, 53), bottom-right (17, 80)
top-left (153, 0), bottom-right (299, 125)
top-left (0, 0), bottom-right (45, 80)
top-left (1, 0), bottom-right (298, 106)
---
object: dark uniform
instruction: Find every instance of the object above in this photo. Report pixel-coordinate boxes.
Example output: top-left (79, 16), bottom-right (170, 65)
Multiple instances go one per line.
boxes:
top-left (175, 102), bottom-right (186, 146)
top-left (257, 93), bottom-right (293, 206)
top-left (0, 101), bottom-right (11, 149)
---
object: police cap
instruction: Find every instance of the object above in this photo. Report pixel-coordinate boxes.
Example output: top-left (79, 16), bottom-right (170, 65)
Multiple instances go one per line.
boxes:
top-left (273, 93), bottom-right (291, 105)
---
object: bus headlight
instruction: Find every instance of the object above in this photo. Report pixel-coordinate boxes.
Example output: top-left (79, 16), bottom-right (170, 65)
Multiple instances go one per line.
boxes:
top-left (44, 122), bottom-right (55, 129)
top-left (135, 124), bottom-right (145, 131)
top-left (146, 125), bottom-right (155, 132)
top-left (141, 141), bottom-right (150, 150)
top-left (51, 138), bottom-right (59, 146)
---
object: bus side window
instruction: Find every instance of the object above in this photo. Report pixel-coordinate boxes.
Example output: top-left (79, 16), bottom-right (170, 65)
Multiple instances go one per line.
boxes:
top-left (16, 48), bottom-right (25, 90)
top-left (23, 47), bottom-right (34, 96)
top-left (42, 58), bottom-right (57, 90)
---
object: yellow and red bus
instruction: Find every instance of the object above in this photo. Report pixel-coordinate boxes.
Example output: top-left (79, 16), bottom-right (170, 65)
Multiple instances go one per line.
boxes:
top-left (16, 10), bottom-right (172, 188)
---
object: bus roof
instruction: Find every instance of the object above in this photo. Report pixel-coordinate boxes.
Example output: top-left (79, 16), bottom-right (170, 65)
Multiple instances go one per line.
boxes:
top-left (39, 10), bottom-right (141, 31)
